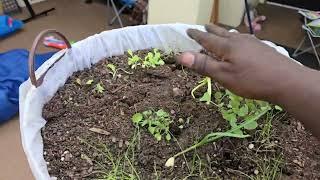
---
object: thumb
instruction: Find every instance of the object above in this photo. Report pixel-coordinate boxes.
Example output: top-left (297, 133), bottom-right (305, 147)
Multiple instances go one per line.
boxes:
top-left (176, 52), bottom-right (226, 78)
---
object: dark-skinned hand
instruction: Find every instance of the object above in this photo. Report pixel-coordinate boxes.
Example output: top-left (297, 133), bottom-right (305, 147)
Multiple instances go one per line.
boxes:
top-left (177, 24), bottom-right (320, 138)
top-left (177, 24), bottom-right (307, 103)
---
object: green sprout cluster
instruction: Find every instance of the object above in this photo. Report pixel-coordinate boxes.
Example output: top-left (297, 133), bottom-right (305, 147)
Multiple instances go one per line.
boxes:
top-left (132, 109), bottom-right (172, 141)
top-left (128, 49), bottom-right (165, 69)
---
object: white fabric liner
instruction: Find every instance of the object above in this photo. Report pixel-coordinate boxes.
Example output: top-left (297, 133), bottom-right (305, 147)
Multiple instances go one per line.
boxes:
top-left (19, 24), bottom-right (295, 180)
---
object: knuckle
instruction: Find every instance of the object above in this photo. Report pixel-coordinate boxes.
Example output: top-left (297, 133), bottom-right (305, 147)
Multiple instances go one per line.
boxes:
top-left (194, 54), bottom-right (210, 74)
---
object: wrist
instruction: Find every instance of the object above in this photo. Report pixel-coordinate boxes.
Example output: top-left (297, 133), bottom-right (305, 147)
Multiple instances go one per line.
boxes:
top-left (268, 63), bottom-right (309, 106)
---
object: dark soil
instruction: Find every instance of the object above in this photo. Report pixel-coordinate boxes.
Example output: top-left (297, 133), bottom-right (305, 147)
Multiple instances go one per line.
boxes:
top-left (42, 50), bottom-right (320, 180)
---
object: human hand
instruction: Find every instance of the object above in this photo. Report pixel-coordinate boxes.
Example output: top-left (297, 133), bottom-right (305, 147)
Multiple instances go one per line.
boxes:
top-left (177, 24), bottom-right (306, 102)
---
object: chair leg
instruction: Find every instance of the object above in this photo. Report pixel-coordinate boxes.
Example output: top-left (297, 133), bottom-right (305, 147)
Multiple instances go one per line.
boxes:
top-left (109, 0), bottom-right (124, 27)
top-left (293, 36), bottom-right (306, 57)
top-left (293, 36), bottom-right (320, 57)
top-left (307, 31), bottom-right (320, 66)
top-left (110, 5), bottom-right (128, 25)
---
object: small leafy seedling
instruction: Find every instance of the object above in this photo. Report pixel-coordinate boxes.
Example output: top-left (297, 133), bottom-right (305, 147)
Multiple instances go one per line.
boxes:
top-left (191, 77), bottom-right (212, 105)
top-left (106, 63), bottom-right (117, 79)
top-left (132, 109), bottom-right (172, 141)
top-left (142, 49), bottom-right (165, 68)
top-left (166, 108), bottom-right (269, 167)
top-left (215, 90), bottom-right (272, 135)
top-left (95, 83), bottom-right (105, 93)
top-left (166, 83), bottom-right (284, 167)
top-left (127, 49), bottom-right (165, 69)
top-left (76, 78), bottom-right (82, 85)
top-left (128, 49), bottom-right (142, 69)
top-left (86, 79), bottom-right (94, 85)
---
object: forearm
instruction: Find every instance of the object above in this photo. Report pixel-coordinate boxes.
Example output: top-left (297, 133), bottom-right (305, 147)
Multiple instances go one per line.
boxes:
top-left (271, 66), bottom-right (320, 137)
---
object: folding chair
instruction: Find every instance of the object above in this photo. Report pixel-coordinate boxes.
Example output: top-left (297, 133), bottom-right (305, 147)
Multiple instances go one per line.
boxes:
top-left (108, 0), bottom-right (136, 27)
top-left (293, 15), bottom-right (320, 66)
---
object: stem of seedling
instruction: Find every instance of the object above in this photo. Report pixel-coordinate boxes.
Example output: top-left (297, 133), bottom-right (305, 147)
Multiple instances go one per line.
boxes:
top-left (170, 109), bottom-right (268, 160)
top-left (118, 68), bottom-right (133, 75)
top-left (191, 77), bottom-right (212, 105)
top-left (207, 78), bottom-right (212, 105)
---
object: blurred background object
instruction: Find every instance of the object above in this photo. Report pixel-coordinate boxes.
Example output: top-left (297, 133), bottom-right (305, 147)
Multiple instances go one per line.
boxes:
top-left (1, 0), bottom-right (21, 14)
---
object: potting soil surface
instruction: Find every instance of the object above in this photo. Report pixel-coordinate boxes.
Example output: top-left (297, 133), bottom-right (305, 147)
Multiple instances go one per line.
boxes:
top-left (42, 50), bottom-right (320, 179)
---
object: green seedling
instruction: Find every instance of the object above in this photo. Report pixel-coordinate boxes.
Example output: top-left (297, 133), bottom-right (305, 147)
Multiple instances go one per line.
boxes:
top-left (165, 108), bottom-right (269, 167)
top-left (128, 49), bottom-right (142, 69)
top-left (95, 83), bottom-right (105, 93)
top-left (191, 77), bottom-right (212, 105)
top-left (132, 109), bottom-right (172, 141)
top-left (76, 78), bottom-right (82, 85)
top-left (142, 49), bottom-right (165, 68)
top-left (216, 90), bottom-right (272, 135)
top-left (274, 105), bottom-right (283, 111)
top-left (106, 63), bottom-right (117, 79)
top-left (127, 49), bottom-right (165, 69)
top-left (86, 79), bottom-right (94, 85)
top-left (166, 88), bottom-right (284, 167)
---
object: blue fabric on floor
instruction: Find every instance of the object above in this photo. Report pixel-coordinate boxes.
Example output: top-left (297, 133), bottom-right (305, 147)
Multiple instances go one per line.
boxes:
top-left (0, 49), bottom-right (55, 123)
top-left (0, 15), bottom-right (24, 38)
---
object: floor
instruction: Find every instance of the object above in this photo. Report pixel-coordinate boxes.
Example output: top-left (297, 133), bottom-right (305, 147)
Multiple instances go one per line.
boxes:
top-left (0, 0), bottom-right (128, 179)
top-left (0, 1), bottom-right (309, 180)
top-left (237, 3), bottom-right (305, 49)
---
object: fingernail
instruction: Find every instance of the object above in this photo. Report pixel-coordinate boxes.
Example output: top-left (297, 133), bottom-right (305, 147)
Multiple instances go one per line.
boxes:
top-left (179, 52), bottom-right (195, 68)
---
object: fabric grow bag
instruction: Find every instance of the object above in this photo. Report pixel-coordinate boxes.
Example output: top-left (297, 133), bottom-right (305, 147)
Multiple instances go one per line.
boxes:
top-left (19, 24), bottom-right (294, 180)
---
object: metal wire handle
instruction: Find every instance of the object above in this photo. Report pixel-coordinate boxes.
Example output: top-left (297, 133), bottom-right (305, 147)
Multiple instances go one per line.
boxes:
top-left (28, 29), bottom-right (71, 87)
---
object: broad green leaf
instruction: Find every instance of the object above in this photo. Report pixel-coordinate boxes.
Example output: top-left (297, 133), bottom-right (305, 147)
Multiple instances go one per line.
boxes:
top-left (143, 110), bottom-right (152, 116)
top-left (214, 92), bottom-right (223, 101)
top-left (256, 100), bottom-right (269, 108)
top-left (86, 79), bottom-right (94, 85)
top-left (153, 48), bottom-right (159, 54)
top-left (132, 113), bottom-right (143, 123)
top-left (232, 129), bottom-right (244, 135)
top-left (141, 120), bottom-right (148, 127)
top-left (275, 105), bottom-right (283, 111)
top-left (106, 64), bottom-right (116, 73)
top-left (76, 78), bottom-right (82, 85)
top-left (238, 105), bottom-right (249, 117)
top-left (127, 49), bottom-right (133, 56)
top-left (134, 55), bottom-right (140, 61)
top-left (158, 60), bottom-right (165, 65)
top-left (230, 100), bottom-right (240, 109)
top-left (261, 106), bottom-right (270, 111)
top-left (148, 126), bottom-right (156, 134)
top-left (244, 121), bottom-right (258, 130)
top-left (245, 99), bottom-right (256, 111)
top-left (230, 120), bottom-right (238, 128)
top-left (156, 109), bottom-right (168, 117)
top-left (96, 83), bottom-right (105, 93)
top-left (222, 112), bottom-right (237, 122)
top-left (155, 53), bottom-right (161, 60)
top-left (165, 133), bottom-right (171, 141)
top-left (155, 133), bottom-right (162, 141)
top-left (199, 92), bottom-right (211, 103)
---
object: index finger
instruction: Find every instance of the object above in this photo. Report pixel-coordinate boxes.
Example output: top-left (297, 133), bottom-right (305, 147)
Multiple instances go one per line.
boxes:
top-left (187, 29), bottom-right (230, 59)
